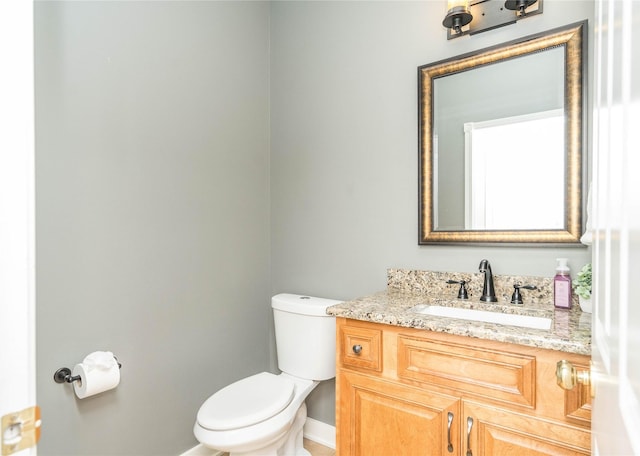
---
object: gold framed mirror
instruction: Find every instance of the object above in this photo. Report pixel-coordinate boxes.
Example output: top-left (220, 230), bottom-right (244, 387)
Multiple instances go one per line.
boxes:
top-left (418, 21), bottom-right (586, 245)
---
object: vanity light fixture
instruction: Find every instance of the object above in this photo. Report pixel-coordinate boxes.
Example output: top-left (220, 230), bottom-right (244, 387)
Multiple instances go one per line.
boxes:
top-left (442, 0), bottom-right (543, 40)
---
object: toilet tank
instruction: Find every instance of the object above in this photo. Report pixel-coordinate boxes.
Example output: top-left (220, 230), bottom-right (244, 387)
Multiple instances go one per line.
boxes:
top-left (271, 293), bottom-right (340, 381)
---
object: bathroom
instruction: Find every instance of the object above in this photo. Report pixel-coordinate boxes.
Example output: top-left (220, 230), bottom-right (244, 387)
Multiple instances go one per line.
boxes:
top-left (4, 0), bottom-right (630, 454)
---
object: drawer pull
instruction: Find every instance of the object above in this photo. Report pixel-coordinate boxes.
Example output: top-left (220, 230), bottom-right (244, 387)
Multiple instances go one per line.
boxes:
top-left (466, 416), bottom-right (473, 456)
top-left (447, 411), bottom-right (454, 453)
top-left (352, 344), bottom-right (362, 354)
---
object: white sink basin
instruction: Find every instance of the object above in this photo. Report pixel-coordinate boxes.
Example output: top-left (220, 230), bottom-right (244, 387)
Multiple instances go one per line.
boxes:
top-left (411, 305), bottom-right (552, 330)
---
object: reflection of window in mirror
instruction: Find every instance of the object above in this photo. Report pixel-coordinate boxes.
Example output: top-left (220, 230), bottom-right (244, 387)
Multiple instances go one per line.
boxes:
top-left (431, 46), bottom-right (564, 232)
top-left (463, 109), bottom-right (564, 230)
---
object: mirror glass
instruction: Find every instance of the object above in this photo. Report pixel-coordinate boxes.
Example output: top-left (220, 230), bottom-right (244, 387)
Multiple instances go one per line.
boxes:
top-left (419, 22), bottom-right (586, 244)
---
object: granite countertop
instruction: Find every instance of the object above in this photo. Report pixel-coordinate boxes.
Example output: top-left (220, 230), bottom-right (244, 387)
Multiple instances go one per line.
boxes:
top-left (327, 289), bottom-right (592, 355)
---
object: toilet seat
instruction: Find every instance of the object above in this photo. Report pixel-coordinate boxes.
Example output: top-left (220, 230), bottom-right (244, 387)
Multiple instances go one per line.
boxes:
top-left (197, 372), bottom-right (295, 431)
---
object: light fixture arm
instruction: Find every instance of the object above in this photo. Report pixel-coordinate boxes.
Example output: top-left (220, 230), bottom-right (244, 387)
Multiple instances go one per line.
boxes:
top-left (504, 0), bottom-right (538, 16)
top-left (442, 5), bottom-right (473, 35)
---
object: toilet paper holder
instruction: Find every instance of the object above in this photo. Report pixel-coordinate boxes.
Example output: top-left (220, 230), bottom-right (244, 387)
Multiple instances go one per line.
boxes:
top-left (53, 356), bottom-right (122, 384)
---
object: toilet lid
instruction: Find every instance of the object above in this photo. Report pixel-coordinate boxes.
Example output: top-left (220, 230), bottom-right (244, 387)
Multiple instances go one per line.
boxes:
top-left (197, 372), bottom-right (295, 431)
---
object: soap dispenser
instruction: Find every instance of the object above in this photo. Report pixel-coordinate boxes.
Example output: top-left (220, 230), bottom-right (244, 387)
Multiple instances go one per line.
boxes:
top-left (554, 258), bottom-right (572, 309)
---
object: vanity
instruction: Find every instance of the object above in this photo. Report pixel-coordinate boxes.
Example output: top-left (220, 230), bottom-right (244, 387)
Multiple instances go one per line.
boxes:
top-left (327, 269), bottom-right (591, 456)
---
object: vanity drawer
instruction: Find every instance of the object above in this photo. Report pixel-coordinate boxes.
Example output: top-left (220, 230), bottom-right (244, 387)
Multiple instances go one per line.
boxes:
top-left (339, 325), bottom-right (382, 372)
top-left (397, 334), bottom-right (536, 408)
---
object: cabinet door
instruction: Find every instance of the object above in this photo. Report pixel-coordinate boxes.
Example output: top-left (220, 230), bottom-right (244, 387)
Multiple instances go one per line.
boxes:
top-left (338, 370), bottom-right (460, 456)
top-left (462, 401), bottom-right (590, 456)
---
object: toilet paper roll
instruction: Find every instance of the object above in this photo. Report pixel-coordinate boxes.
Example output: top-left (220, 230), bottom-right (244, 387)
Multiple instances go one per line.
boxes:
top-left (72, 358), bottom-right (120, 399)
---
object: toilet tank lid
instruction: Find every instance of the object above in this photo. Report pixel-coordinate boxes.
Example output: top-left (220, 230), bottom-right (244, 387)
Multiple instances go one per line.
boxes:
top-left (271, 293), bottom-right (342, 316)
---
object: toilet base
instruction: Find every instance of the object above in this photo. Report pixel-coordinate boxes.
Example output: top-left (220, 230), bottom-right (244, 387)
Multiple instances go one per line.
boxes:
top-left (230, 403), bottom-right (309, 456)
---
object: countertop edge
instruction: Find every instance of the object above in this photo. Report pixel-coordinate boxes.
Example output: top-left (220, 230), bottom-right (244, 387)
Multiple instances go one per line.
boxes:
top-left (327, 290), bottom-right (591, 356)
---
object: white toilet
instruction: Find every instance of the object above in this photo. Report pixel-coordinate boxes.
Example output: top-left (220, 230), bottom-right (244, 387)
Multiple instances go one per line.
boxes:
top-left (193, 293), bottom-right (339, 456)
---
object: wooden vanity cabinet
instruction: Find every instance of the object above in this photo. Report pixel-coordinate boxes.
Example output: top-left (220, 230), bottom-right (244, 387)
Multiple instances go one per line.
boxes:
top-left (336, 318), bottom-right (591, 456)
top-left (338, 371), bottom-right (460, 455)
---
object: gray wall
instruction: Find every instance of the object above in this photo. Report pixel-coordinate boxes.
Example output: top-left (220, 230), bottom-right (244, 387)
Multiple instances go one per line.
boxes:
top-left (34, 1), bottom-right (594, 454)
top-left (35, 2), bottom-right (270, 455)
top-left (270, 0), bottom-right (594, 426)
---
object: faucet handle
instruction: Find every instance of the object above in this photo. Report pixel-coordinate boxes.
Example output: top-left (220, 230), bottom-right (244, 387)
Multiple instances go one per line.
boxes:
top-left (446, 279), bottom-right (469, 300)
top-left (511, 284), bottom-right (537, 304)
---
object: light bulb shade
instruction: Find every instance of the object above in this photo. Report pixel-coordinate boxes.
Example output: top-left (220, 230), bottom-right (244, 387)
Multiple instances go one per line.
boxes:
top-left (446, 0), bottom-right (470, 9)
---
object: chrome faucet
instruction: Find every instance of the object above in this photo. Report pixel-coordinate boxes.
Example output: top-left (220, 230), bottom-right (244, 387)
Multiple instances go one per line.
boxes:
top-left (478, 259), bottom-right (498, 302)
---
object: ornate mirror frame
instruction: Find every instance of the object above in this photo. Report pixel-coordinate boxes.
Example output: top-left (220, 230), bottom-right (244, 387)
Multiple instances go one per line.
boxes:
top-left (418, 21), bottom-right (586, 245)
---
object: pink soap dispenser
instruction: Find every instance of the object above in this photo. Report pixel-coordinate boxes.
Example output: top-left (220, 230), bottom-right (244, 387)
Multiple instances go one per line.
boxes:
top-left (554, 258), bottom-right (572, 309)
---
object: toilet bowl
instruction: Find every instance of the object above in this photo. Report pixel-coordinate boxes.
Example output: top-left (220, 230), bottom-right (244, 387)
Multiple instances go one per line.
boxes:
top-left (193, 294), bottom-right (339, 456)
top-left (194, 372), bottom-right (317, 455)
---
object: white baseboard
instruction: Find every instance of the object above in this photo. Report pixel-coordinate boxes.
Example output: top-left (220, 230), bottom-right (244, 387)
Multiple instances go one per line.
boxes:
top-left (303, 417), bottom-right (336, 450)
top-left (179, 444), bottom-right (222, 456)
top-left (180, 419), bottom-right (336, 455)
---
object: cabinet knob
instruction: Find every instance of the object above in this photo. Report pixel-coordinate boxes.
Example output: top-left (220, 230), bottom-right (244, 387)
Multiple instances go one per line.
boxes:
top-left (352, 344), bottom-right (362, 354)
top-left (556, 360), bottom-right (591, 392)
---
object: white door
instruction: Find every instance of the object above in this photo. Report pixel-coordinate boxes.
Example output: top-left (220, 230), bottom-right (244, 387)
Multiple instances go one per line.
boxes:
top-left (591, 0), bottom-right (640, 454)
top-left (0, 1), bottom-right (38, 455)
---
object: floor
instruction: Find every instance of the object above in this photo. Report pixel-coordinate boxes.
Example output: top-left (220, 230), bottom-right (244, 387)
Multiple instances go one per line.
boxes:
top-left (219, 439), bottom-right (335, 456)
top-left (302, 438), bottom-right (336, 456)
